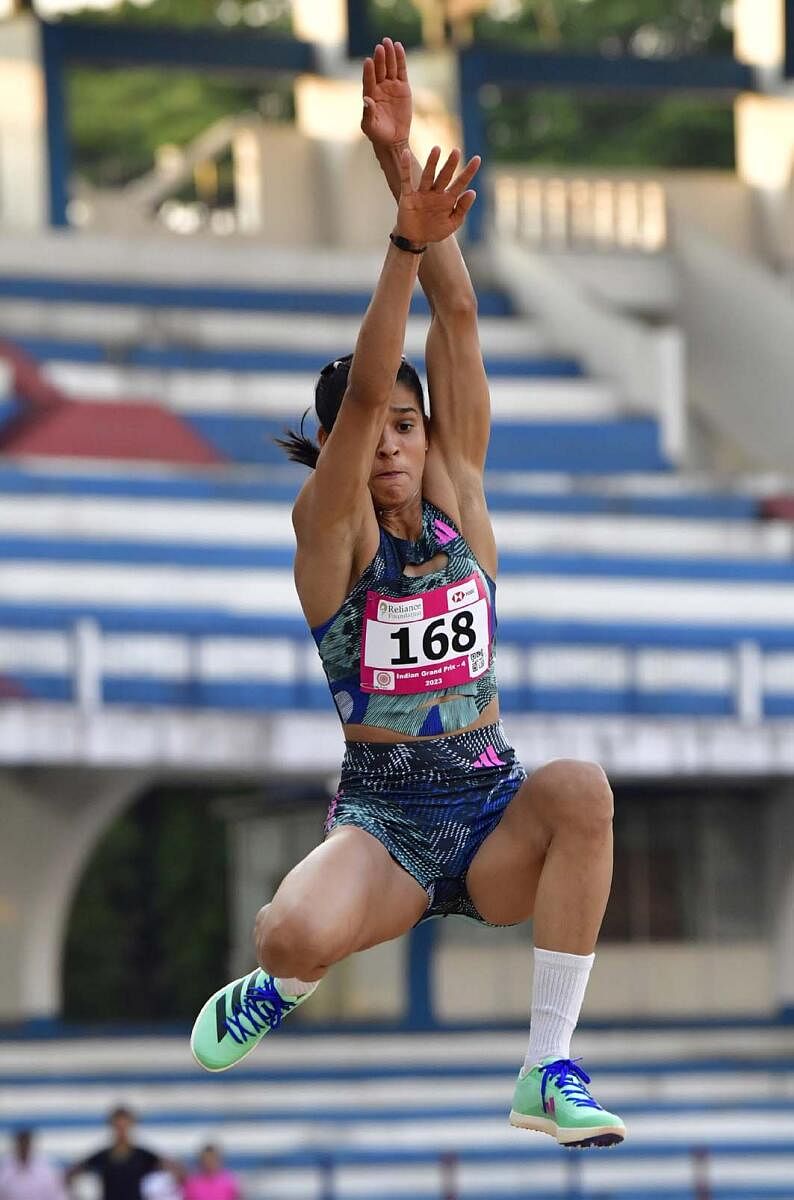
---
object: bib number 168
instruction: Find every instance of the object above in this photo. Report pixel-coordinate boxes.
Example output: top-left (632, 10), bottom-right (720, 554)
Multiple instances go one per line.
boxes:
top-left (390, 610), bottom-right (477, 666)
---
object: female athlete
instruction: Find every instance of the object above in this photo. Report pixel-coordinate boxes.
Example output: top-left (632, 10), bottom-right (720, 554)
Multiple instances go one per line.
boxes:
top-left (191, 38), bottom-right (624, 1149)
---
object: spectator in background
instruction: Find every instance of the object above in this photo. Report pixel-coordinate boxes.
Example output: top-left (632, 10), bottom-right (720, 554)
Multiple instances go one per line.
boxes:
top-left (0, 1129), bottom-right (68, 1200)
top-left (182, 1148), bottom-right (238, 1200)
top-left (65, 1107), bottom-right (170, 1200)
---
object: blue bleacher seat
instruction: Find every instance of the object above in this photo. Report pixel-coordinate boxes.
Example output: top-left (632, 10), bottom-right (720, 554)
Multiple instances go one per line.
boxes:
top-left (184, 412), bottom-right (669, 471)
top-left (0, 269), bottom-right (788, 725)
top-left (0, 463), bottom-right (760, 518)
top-left (0, 275), bottom-right (514, 317)
top-left (3, 1027), bottom-right (794, 1200)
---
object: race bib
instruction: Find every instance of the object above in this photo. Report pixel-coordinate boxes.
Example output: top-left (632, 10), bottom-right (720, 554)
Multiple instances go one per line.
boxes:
top-left (361, 572), bottom-right (492, 694)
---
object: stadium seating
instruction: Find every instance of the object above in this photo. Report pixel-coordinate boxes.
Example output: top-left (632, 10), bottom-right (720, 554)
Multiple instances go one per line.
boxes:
top-left (0, 267), bottom-right (792, 719)
top-left (2, 1026), bottom-right (794, 1199)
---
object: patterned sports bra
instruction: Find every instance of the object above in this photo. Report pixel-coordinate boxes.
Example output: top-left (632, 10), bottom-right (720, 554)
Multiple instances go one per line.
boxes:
top-left (310, 499), bottom-right (499, 737)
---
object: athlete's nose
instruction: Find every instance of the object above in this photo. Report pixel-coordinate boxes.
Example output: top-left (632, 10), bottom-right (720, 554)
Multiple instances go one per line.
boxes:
top-left (377, 429), bottom-right (399, 456)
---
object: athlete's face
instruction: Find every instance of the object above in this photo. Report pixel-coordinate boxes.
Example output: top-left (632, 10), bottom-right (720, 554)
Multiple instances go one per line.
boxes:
top-left (368, 383), bottom-right (427, 509)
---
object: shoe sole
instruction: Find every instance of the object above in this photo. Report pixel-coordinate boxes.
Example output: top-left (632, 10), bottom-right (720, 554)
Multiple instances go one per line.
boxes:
top-left (190, 979), bottom-right (267, 1074)
top-left (509, 1110), bottom-right (626, 1148)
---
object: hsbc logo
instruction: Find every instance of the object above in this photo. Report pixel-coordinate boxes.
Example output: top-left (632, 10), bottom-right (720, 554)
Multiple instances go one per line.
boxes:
top-left (447, 580), bottom-right (478, 610)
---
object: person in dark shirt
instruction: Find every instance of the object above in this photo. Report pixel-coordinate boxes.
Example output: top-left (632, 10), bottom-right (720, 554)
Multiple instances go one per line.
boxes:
top-left (65, 1107), bottom-right (164, 1200)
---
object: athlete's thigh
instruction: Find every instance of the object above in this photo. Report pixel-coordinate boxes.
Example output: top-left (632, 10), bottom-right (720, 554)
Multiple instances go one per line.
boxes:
top-left (465, 771), bottom-right (550, 926)
top-left (264, 824), bottom-right (428, 957)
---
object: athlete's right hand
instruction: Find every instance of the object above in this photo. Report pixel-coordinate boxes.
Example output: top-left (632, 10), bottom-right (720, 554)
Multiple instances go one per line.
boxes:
top-left (394, 146), bottom-right (480, 246)
top-left (362, 37), bottom-right (412, 150)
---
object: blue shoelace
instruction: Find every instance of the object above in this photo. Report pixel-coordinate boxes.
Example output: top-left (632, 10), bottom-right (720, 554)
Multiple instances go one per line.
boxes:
top-left (540, 1058), bottom-right (603, 1113)
top-left (223, 978), bottom-right (294, 1045)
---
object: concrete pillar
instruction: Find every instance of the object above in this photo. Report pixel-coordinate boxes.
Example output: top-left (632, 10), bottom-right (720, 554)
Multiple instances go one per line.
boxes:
top-left (294, 71), bottom-right (458, 248)
top-left (735, 94), bottom-right (794, 268)
top-left (232, 122), bottom-right (322, 244)
top-left (0, 14), bottom-right (47, 230)
top-left (225, 811), bottom-right (323, 978)
top-left (734, 4), bottom-right (794, 268)
top-left (291, 0), bottom-right (346, 46)
top-left (0, 767), bottom-right (149, 1023)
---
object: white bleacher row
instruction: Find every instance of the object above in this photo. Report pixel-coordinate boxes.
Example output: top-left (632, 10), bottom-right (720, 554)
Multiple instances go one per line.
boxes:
top-left (2, 631), bottom-right (793, 696)
top-left (51, 1154), bottom-right (794, 1199)
top-left (9, 1026), bottom-right (792, 1073)
top-left (4, 1029), bottom-right (794, 1199)
top-left (18, 1110), bottom-right (794, 1162)
top-left (43, 363), bottom-right (616, 422)
top-left (484, 468), bottom-right (783, 499)
top-left (0, 301), bottom-right (546, 359)
top-left (0, 234), bottom-right (390, 289)
top-left (6, 455), bottom-right (782, 502)
top-left (0, 496), bottom-right (790, 558)
top-left (8, 1068), bottom-right (794, 1121)
top-left (6, 1027), bottom-right (794, 1073)
top-left (4, 561), bottom-right (794, 626)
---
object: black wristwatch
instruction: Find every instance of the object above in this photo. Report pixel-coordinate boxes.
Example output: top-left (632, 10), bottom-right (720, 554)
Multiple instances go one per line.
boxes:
top-left (389, 232), bottom-right (427, 255)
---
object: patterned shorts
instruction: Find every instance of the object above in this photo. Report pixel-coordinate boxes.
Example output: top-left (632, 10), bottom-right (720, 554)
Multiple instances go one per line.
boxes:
top-left (324, 721), bottom-right (527, 923)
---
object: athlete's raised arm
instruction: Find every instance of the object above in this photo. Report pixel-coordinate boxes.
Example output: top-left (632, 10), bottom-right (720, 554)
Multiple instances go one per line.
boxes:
top-left (363, 41), bottom-right (491, 474)
top-left (302, 146), bottom-right (478, 533)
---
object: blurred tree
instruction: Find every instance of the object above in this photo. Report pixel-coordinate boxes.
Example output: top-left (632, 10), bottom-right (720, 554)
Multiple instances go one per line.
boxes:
top-left (62, 810), bottom-right (146, 1021)
top-left (368, 0), bottom-right (733, 53)
top-left (63, 0), bottom-right (291, 32)
top-left (69, 68), bottom-right (273, 188)
top-left (65, 0), bottom-right (294, 189)
top-left (473, 0), bottom-right (733, 55)
top-left (64, 787), bottom-right (230, 1022)
top-left (67, 0), bottom-right (736, 193)
top-left (485, 89), bottom-right (734, 167)
top-left (367, 0), bottom-right (735, 167)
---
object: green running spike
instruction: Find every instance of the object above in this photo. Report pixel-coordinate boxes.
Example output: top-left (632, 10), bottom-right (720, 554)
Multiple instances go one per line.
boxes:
top-left (191, 969), bottom-right (318, 1072)
top-left (510, 1056), bottom-right (626, 1149)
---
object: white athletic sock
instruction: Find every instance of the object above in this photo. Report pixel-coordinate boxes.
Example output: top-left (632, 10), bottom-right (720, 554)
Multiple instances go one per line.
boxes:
top-left (274, 976), bottom-right (317, 999)
top-left (522, 947), bottom-right (594, 1074)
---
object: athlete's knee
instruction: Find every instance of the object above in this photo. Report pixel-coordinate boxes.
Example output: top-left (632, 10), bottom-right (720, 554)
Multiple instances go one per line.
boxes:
top-left (254, 901), bottom-right (346, 978)
top-left (529, 758), bottom-right (613, 838)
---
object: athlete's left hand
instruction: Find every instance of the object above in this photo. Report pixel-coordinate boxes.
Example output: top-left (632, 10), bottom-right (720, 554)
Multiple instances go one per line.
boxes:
top-left (394, 145), bottom-right (480, 246)
top-left (362, 37), bottom-right (412, 149)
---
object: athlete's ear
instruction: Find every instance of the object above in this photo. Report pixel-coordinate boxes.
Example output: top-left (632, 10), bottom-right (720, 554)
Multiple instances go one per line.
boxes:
top-left (318, 427), bottom-right (328, 447)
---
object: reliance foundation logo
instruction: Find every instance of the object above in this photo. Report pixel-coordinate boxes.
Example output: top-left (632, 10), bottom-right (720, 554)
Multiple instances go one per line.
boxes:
top-left (377, 597), bottom-right (424, 623)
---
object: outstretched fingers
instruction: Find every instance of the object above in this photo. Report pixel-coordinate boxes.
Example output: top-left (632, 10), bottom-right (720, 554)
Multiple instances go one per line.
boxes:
top-left (445, 189), bottom-right (477, 235)
top-left (454, 189), bottom-right (477, 219)
top-left (433, 147), bottom-right (461, 193)
top-left (383, 36), bottom-right (398, 79)
top-left (448, 155), bottom-right (481, 200)
top-left (418, 145), bottom-right (442, 192)
top-left (373, 41), bottom-right (386, 84)
top-left (362, 56), bottom-right (376, 101)
top-left (395, 40), bottom-right (408, 81)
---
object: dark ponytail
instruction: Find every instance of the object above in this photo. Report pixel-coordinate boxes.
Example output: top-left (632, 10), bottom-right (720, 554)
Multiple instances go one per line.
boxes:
top-left (273, 408), bottom-right (320, 469)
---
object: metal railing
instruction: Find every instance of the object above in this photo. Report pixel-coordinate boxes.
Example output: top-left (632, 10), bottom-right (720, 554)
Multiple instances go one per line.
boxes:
top-left (493, 169), bottom-right (668, 253)
top-left (253, 1144), bottom-right (720, 1199)
top-left (3, 620), bottom-right (776, 727)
